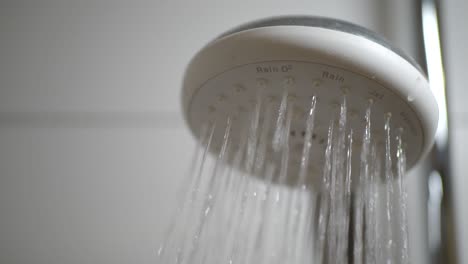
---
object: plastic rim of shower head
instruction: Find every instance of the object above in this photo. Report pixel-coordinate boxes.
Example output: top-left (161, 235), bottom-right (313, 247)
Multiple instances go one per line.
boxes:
top-left (181, 16), bottom-right (438, 172)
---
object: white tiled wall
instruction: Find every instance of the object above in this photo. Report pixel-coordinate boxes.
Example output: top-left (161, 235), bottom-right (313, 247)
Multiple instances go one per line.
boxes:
top-left (442, 1), bottom-right (468, 263)
top-left (0, 0), bottom-right (383, 113)
top-left (0, 126), bottom-right (194, 263)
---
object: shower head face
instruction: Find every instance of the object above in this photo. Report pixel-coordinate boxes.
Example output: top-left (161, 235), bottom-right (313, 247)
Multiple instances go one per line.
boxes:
top-left (182, 16), bottom-right (438, 187)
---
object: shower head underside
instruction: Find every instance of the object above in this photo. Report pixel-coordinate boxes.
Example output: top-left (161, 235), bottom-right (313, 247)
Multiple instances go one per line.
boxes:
top-left (182, 16), bottom-right (438, 187)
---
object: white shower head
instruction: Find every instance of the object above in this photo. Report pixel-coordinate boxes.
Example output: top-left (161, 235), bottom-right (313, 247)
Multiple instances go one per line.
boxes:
top-left (181, 16), bottom-right (438, 185)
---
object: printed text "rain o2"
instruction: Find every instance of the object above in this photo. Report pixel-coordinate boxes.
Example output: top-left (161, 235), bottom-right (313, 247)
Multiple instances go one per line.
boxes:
top-left (256, 65), bottom-right (293, 73)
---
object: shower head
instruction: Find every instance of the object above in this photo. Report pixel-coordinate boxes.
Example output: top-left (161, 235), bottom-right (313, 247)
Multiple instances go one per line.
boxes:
top-left (181, 16), bottom-right (438, 186)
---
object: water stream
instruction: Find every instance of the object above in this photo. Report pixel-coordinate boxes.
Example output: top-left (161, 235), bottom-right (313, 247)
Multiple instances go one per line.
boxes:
top-left (159, 93), bottom-right (410, 264)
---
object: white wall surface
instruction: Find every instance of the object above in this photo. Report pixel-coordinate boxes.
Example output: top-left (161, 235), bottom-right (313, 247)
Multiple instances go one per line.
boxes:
top-left (0, 1), bottom-right (438, 263)
top-left (442, 0), bottom-right (468, 263)
top-left (0, 0), bottom-right (383, 113)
